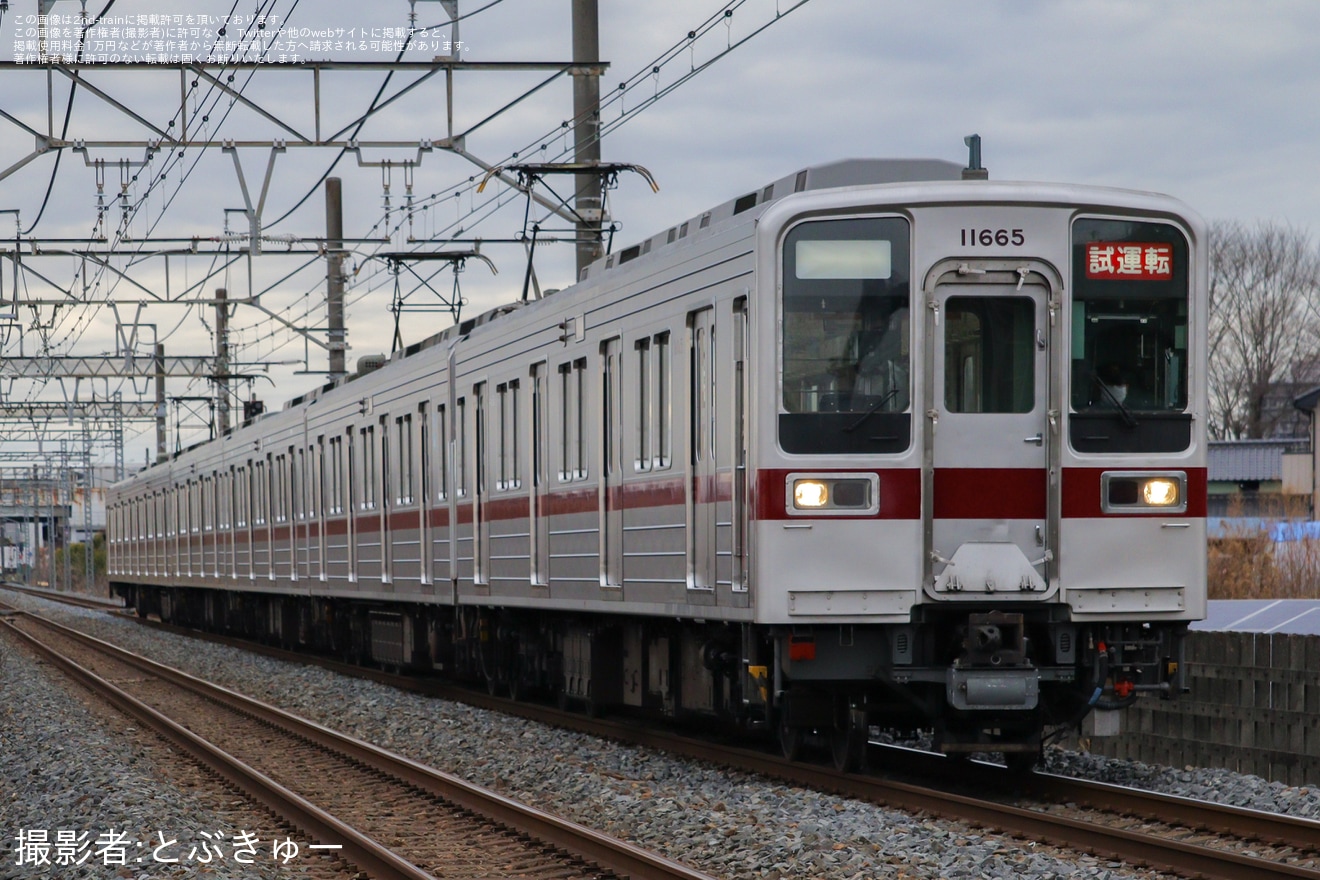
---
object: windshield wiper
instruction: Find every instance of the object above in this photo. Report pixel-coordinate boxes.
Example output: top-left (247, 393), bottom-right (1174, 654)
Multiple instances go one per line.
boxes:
top-left (844, 389), bottom-right (900, 433)
top-left (1088, 368), bottom-right (1139, 428)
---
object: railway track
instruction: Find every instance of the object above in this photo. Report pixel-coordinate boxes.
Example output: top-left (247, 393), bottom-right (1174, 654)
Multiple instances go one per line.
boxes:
top-left (0, 603), bottom-right (714, 880)
top-left (8, 588), bottom-right (1319, 880)
top-left (0, 581), bottom-right (124, 610)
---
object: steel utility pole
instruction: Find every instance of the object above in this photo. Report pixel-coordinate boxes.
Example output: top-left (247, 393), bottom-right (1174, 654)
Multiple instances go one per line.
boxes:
top-left (572, 0), bottom-right (604, 278)
top-left (155, 343), bottom-right (167, 462)
top-left (215, 288), bottom-right (231, 435)
top-left (326, 178), bottom-right (347, 376)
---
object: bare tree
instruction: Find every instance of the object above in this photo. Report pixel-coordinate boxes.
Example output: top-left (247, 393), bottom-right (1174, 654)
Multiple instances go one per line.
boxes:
top-left (1208, 220), bottom-right (1320, 439)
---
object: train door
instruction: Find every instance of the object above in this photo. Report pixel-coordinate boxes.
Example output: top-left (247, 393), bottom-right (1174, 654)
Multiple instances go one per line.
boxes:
top-left (379, 415), bottom-right (393, 586)
top-left (686, 307), bottom-right (717, 595)
top-left (418, 405), bottom-right (434, 591)
top-left (473, 383), bottom-right (490, 590)
top-left (530, 363), bottom-right (550, 588)
top-left (295, 448), bottom-right (307, 580)
top-left (345, 429), bottom-right (357, 583)
top-left (732, 297), bottom-right (750, 602)
top-left (313, 438), bottom-right (326, 581)
top-left (433, 401), bottom-right (453, 600)
top-left (453, 395), bottom-right (469, 594)
top-left (923, 262), bottom-right (1060, 600)
top-left (600, 337), bottom-right (623, 589)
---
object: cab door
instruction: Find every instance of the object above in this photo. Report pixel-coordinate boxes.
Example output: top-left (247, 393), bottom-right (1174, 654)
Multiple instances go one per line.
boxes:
top-left (922, 262), bottom-right (1060, 600)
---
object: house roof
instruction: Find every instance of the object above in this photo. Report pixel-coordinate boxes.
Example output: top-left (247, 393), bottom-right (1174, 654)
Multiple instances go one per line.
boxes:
top-left (1208, 438), bottom-right (1308, 482)
top-left (1294, 385), bottom-right (1320, 412)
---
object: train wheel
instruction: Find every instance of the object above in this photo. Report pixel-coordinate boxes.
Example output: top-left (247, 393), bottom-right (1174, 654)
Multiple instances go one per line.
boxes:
top-left (1004, 749), bottom-right (1040, 774)
top-left (583, 682), bottom-right (603, 718)
top-left (830, 710), bottom-right (868, 774)
top-left (506, 655), bottom-right (526, 702)
top-left (777, 712), bottom-right (804, 762)
top-left (830, 729), bottom-right (859, 773)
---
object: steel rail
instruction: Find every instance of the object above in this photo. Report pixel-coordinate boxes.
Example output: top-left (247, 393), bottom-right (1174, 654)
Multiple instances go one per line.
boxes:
top-left (0, 583), bottom-right (123, 611)
top-left (1, 614), bottom-right (436, 880)
top-left (865, 743), bottom-right (1320, 854)
top-left (544, 721), bottom-right (1320, 880)
top-left (26, 601), bottom-right (1317, 880)
top-left (1029, 770), bottom-right (1320, 852)
top-left (6, 609), bottom-right (716, 880)
top-left (844, 738), bottom-right (1320, 854)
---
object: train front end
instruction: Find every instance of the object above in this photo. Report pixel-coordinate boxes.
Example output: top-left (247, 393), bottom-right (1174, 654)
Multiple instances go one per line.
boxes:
top-left (752, 176), bottom-right (1207, 762)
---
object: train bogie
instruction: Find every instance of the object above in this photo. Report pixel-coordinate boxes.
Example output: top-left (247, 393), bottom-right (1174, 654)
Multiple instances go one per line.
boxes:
top-left (109, 157), bottom-right (1207, 762)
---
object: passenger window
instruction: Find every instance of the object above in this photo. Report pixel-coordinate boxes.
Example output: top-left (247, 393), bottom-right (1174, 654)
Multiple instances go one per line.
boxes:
top-left (944, 296), bottom-right (1035, 413)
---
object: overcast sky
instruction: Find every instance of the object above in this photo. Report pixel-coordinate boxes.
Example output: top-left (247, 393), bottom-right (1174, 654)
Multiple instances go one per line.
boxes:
top-left (3, 0), bottom-right (1319, 465)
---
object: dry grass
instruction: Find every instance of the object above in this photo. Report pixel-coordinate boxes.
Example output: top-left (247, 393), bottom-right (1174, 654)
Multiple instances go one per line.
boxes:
top-left (1208, 494), bottom-right (1320, 599)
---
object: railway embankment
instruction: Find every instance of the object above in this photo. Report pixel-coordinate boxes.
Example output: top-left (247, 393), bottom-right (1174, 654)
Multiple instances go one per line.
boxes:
top-left (1079, 630), bottom-right (1320, 786)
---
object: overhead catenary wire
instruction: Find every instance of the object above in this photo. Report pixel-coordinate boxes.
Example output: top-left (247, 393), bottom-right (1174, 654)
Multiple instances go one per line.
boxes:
top-left (238, 1), bottom-right (815, 365)
top-left (36, 0), bottom-right (296, 363)
top-left (16, 0), bottom-right (293, 423)
top-left (12, 0), bottom-right (814, 458)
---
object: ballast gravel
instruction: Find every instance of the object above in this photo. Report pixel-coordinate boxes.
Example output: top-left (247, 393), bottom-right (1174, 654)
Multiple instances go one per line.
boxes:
top-left (4, 590), bottom-right (1317, 880)
top-left (0, 608), bottom-right (343, 880)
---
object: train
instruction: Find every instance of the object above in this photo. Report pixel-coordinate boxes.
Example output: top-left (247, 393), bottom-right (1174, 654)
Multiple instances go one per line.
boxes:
top-left (107, 154), bottom-right (1208, 771)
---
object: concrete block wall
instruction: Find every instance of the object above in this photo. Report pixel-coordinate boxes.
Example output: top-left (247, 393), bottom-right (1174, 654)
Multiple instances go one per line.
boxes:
top-left (1079, 631), bottom-right (1320, 786)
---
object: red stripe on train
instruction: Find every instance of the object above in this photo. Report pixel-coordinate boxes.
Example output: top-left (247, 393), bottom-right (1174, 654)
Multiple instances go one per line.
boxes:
top-left (934, 468), bottom-right (1046, 520)
top-left (1062, 467), bottom-right (1207, 518)
top-left (165, 467), bottom-right (1205, 546)
top-left (753, 468), bottom-right (922, 521)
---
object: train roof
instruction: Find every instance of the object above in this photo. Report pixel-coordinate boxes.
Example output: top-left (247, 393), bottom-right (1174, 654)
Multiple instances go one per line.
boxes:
top-left (144, 156), bottom-right (1193, 473)
top-left (277, 158), bottom-right (966, 413)
top-left (578, 158), bottom-right (966, 282)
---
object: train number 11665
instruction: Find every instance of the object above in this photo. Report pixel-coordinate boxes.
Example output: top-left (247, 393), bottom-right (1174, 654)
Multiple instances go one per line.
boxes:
top-left (961, 228), bottom-right (1025, 247)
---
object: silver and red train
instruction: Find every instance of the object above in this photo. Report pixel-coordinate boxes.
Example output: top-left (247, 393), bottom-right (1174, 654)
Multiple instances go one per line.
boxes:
top-left (108, 156), bottom-right (1207, 768)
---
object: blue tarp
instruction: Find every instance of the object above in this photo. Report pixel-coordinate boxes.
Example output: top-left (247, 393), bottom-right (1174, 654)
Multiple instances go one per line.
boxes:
top-left (1269, 521), bottom-right (1320, 542)
top-left (1207, 518), bottom-right (1320, 541)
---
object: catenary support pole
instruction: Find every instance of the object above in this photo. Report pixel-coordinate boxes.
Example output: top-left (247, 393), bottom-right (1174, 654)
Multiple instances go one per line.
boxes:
top-left (571, 0), bottom-right (603, 279)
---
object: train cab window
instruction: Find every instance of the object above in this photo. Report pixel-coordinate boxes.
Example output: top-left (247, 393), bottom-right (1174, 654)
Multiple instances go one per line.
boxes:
top-left (780, 216), bottom-right (911, 454)
top-left (944, 297), bottom-right (1035, 413)
top-left (1070, 218), bottom-right (1191, 452)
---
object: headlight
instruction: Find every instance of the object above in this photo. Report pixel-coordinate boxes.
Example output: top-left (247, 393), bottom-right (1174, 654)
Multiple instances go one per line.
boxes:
top-left (1142, 478), bottom-right (1179, 506)
top-left (1102, 471), bottom-right (1187, 514)
top-left (794, 480), bottom-right (829, 508)
top-left (787, 473), bottom-right (879, 514)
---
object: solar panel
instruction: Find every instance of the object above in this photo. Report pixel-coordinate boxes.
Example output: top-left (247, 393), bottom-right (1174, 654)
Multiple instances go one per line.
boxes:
top-left (1194, 600), bottom-right (1320, 636)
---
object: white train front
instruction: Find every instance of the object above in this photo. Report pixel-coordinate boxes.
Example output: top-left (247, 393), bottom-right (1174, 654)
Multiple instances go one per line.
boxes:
top-left (108, 158), bottom-right (1208, 769)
